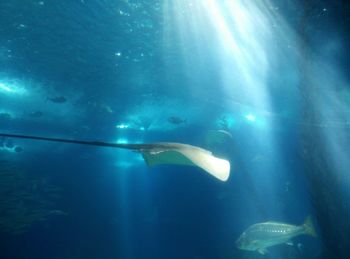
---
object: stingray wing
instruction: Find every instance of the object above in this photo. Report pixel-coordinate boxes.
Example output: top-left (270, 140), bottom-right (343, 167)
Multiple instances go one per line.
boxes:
top-left (139, 143), bottom-right (230, 181)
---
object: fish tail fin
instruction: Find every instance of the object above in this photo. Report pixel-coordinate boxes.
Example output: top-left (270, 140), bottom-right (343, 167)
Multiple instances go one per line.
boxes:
top-left (303, 216), bottom-right (317, 237)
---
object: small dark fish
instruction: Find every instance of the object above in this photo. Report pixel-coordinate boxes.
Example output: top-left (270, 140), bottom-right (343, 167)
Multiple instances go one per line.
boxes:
top-left (0, 112), bottom-right (12, 120)
top-left (48, 96), bottom-right (67, 103)
top-left (49, 210), bottom-right (68, 216)
top-left (5, 139), bottom-right (14, 148)
top-left (168, 116), bottom-right (187, 125)
top-left (14, 146), bottom-right (23, 153)
top-left (28, 111), bottom-right (43, 118)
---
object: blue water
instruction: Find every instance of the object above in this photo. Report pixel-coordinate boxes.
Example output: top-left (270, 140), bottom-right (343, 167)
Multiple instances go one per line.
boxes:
top-left (1, 0), bottom-right (349, 258)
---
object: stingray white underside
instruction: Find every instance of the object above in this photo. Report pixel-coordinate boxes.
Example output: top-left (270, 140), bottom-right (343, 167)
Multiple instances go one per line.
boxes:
top-left (139, 143), bottom-right (230, 181)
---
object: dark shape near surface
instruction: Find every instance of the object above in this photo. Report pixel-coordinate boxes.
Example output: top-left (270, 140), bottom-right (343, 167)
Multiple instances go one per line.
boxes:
top-left (14, 146), bottom-right (23, 153)
top-left (168, 116), bottom-right (187, 125)
top-left (4, 139), bottom-right (14, 148)
top-left (0, 133), bottom-right (230, 181)
top-left (47, 96), bottom-right (67, 103)
top-left (27, 111), bottom-right (43, 118)
top-left (0, 112), bottom-right (12, 120)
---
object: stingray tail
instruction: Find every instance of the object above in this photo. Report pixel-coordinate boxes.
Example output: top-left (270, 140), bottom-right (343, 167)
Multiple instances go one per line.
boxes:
top-left (0, 133), bottom-right (134, 149)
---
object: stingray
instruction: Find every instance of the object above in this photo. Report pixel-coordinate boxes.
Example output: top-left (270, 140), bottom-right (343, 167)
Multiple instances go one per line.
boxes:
top-left (0, 133), bottom-right (230, 181)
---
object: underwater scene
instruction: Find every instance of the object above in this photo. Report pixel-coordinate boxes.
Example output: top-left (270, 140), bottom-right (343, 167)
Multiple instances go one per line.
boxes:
top-left (0, 0), bottom-right (349, 258)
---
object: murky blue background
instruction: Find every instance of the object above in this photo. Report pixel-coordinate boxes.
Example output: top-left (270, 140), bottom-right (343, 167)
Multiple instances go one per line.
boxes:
top-left (0, 0), bottom-right (349, 258)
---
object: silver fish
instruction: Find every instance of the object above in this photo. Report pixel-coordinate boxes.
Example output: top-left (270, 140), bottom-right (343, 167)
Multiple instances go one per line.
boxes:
top-left (236, 216), bottom-right (317, 255)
